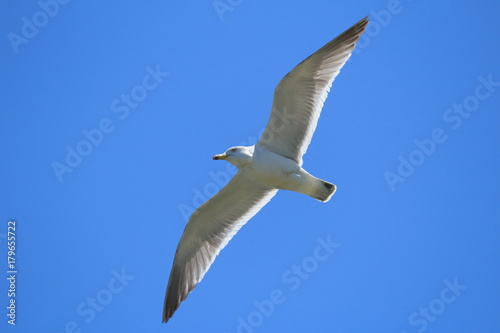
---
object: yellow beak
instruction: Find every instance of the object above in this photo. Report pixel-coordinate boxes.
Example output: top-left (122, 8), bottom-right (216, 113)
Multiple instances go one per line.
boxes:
top-left (212, 154), bottom-right (227, 160)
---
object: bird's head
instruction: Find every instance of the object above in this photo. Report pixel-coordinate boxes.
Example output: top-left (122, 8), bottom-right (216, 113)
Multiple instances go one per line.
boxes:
top-left (213, 145), bottom-right (254, 168)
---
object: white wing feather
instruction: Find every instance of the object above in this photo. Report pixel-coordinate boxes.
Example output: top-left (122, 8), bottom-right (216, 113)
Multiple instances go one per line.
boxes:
top-left (163, 172), bottom-right (277, 322)
top-left (258, 17), bottom-right (368, 165)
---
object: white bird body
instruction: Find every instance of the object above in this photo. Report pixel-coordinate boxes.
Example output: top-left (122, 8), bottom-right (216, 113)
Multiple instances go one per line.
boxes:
top-left (244, 145), bottom-right (299, 189)
top-left (162, 17), bottom-right (369, 323)
top-left (231, 145), bottom-right (334, 200)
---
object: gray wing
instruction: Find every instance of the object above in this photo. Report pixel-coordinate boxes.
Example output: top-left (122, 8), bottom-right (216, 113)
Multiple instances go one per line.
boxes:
top-left (163, 172), bottom-right (277, 322)
top-left (257, 17), bottom-right (368, 165)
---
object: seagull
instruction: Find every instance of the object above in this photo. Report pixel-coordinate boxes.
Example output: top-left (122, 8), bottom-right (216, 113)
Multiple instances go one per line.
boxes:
top-left (163, 17), bottom-right (368, 323)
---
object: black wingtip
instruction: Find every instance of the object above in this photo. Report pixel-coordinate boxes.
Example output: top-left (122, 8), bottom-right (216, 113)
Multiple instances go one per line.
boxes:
top-left (356, 16), bottom-right (370, 30)
top-left (162, 293), bottom-right (180, 323)
top-left (162, 307), bottom-right (174, 323)
top-left (162, 309), bottom-right (170, 323)
top-left (162, 286), bottom-right (177, 323)
top-left (323, 182), bottom-right (334, 191)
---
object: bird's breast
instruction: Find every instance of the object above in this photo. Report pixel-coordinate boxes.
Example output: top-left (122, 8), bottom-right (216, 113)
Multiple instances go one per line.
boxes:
top-left (243, 148), bottom-right (299, 189)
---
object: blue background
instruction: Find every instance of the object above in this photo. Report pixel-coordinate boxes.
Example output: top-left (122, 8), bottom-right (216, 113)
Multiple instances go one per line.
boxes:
top-left (1, 1), bottom-right (499, 332)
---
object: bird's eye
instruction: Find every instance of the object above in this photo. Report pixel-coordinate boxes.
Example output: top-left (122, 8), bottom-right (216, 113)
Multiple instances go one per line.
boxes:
top-left (231, 148), bottom-right (237, 152)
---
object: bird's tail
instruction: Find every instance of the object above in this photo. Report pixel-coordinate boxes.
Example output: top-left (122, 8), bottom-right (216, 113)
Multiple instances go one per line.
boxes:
top-left (309, 178), bottom-right (337, 202)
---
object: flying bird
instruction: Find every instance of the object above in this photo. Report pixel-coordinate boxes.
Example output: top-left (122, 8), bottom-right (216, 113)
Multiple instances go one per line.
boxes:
top-left (163, 17), bottom-right (368, 323)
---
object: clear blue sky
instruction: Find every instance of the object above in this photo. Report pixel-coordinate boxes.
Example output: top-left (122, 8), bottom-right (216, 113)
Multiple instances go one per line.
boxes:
top-left (1, 1), bottom-right (499, 332)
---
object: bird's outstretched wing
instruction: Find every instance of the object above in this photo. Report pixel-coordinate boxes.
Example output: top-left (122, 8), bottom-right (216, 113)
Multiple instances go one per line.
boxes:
top-left (163, 172), bottom-right (277, 322)
top-left (257, 17), bottom-right (368, 165)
